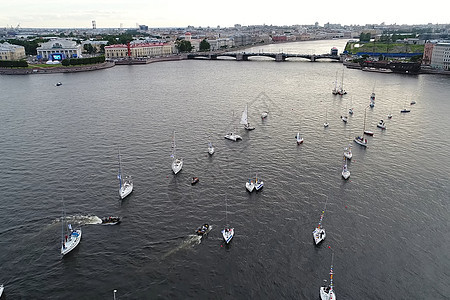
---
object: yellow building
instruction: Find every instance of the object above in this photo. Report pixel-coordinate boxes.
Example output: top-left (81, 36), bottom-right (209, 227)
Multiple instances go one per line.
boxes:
top-left (105, 42), bottom-right (173, 59)
top-left (0, 42), bottom-right (26, 61)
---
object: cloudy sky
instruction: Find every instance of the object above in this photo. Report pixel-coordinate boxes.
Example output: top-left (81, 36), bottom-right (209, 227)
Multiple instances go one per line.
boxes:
top-left (2, 0), bottom-right (449, 28)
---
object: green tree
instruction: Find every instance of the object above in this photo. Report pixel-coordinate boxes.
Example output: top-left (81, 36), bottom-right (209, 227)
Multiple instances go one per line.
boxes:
top-left (199, 39), bottom-right (210, 52)
top-left (175, 39), bottom-right (193, 53)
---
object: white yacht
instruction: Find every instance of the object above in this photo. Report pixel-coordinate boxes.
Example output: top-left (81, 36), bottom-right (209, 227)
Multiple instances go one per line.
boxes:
top-left (320, 254), bottom-right (336, 300)
top-left (342, 159), bottom-right (350, 179)
top-left (246, 179), bottom-right (255, 192)
top-left (171, 131), bottom-right (183, 174)
top-left (208, 142), bottom-right (215, 155)
top-left (117, 149), bottom-right (133, 199)
top-left (224, 132), bottom-right (242, 141)
top-left (343, 144), bottom-right (352, 160)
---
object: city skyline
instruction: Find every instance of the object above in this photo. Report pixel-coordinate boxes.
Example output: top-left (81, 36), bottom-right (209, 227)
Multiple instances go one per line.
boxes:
top-left (1, 0), bottom-right (449, 29)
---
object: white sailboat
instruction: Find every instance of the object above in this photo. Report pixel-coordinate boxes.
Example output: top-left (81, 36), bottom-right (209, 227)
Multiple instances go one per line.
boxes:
top-left (246, 178), bottom-right (255, 192)
top-left (118, 149), bottom-right (133, 199)
top-left (221, 199), bottom-right (234, 244)
top-left (348, 97), bottom-right (354, 115)
top-left (320, 254), bottom-right (336, 300)
top-left (324, 108), bottom-right (329, 128)
top-left (171, 131), bottom-right (183, 174)
top-left (342, 157), bottom-right (350, 179)
top-left (61, 204), bottom-right (82, 256)
top-left (255, 173), bottom-right (264, 191)
top-left (370, 84), bottom-right (376, 107)
top-left (296, 132), bottom-right (304, 144)
top-left (331, 70), bottom-right (339, 95)
top-left (312, 200), bottom-right (327, 245)
top-left (0, 284), bottom-right (4, 297)
top-left (354, 108), bottom-right (368, 147)
top-left (343, 144), bottom-right (352, 159)
top-left (208, 141), bottom-right (215, 155)
top-left (338, 69), bottom-right (347, 95)
top-left (240, 103), bottom-right (255, 130)
top-left (224, 112), bottom-right (242, 141)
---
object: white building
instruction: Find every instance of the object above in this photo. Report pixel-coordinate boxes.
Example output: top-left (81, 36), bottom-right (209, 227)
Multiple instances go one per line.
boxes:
top-left (206, 38), bottom-right (235, 51)
top-left (0, 42), bottom-right (26, 60)
top-left (430, 43), bottom-right (450, 70)
top-left (37, 39), bottom-right (82, 60)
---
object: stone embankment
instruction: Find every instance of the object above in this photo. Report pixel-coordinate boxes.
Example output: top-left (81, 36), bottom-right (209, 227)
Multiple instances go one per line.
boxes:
top-left (0, 61), bottom-right (115, 75)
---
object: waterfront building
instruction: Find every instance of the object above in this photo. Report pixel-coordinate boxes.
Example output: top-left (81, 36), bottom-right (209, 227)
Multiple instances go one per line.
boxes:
top-left (104, 42), bottom-right (172, 59)
top-left (36, 39), bottom-right (82, 60)
top-left (422, 42), bottom-right (435, 65)
top-left (206, 38), bottom-right (235, 51)
top-left (430, 42), bottom-right (450, 70)
top-left (0, 42), bottom-right (26, 60)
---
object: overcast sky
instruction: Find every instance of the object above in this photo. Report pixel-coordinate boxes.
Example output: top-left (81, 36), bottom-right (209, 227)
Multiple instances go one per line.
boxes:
top-left (2, 0), bottom-right (449, 29)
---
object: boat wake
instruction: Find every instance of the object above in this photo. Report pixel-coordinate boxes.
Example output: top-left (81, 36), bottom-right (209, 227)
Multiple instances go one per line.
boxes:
top-left (162, 226), bottom-right (212, 259)
top-left (53, 215), bottom-right (102, 226)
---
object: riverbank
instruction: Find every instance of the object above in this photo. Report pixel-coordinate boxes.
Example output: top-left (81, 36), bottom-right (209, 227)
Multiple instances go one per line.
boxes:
top-left (0, 61), bottom-right (115, 75)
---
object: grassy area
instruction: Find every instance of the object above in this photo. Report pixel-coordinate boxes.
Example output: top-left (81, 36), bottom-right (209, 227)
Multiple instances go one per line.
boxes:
top-left (345, 42), bottom-right (424, 54)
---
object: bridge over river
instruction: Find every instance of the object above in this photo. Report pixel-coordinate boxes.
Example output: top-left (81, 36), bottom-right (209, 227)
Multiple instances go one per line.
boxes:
top-left (186, 52), bottom-right (342, 62)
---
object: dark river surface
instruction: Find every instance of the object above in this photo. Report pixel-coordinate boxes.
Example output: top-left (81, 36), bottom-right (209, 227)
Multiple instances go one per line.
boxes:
top-left (0, 40), bottom-right (449, 299)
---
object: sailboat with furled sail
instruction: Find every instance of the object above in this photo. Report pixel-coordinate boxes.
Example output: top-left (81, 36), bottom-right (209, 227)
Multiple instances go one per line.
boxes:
top-left (354, 107), bottom-right (369, 147)
top-left (61, 201), bottom-right (82, 256)
top-left (171, 131), bottom-right (183, 174)
top-left (118, 148), bottom-right (133, 199)
top-left (312, 199), bottom-right (327, 245)
top-left (320, 253), bottom-right (336, 300)
top-left (240, 103), bottom-right (255, 130)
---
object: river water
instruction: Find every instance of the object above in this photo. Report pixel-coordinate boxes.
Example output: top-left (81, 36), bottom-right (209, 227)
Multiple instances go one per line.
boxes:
top-left (0, 40), bottom-right (449, 299)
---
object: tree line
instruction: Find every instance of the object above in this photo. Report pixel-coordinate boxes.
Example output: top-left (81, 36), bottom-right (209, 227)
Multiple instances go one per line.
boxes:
top-left (61, 56), bottom-right (105, 66)
top-left (0, 60), bottom-right (28, 68)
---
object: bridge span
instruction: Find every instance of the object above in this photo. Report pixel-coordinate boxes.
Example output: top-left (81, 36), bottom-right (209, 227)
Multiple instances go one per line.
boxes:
top-left (186, 52), bottom-right (342, 62)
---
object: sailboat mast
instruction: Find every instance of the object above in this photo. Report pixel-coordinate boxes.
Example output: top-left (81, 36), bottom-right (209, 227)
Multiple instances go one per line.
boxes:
top-left (330, 253), bottom-right (334, 292)
top-left (118, 149), bottom-right (123, 189)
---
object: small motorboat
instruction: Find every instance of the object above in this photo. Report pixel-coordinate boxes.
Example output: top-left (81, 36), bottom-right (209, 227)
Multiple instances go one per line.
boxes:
top-left (246, 179), bottom-right (255, 192)
top-left (261, 111), bottom-right (268, 119)
top-left (341, 116), bottom-right (348, 123)
top-left (410, 101), bottom-right (416, 105)
top-left (363, 130), bottom-right (374, 136)
top-left (55, 82), bottom-right (62, 86)
top-left (102, 216), bottom-right (121, 225)
top-left (323, 121), bottom-right (329, 128)
top-left (348, 108), bottom-right (353, 115)
top-left (191, 177), bottom-right (199, 185)
top-left (387, 113), bottom-right (393, 119)
top-left (401, 108), bottom-right (411, 113)
top-left (377, 120), bottom-right (386, 129)
top-left (196, 224), bottom-right (209, 236)
top-left (369, 101), bottom-right (375, 107)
